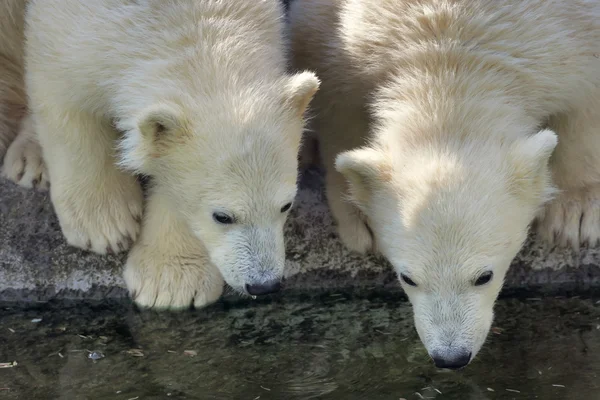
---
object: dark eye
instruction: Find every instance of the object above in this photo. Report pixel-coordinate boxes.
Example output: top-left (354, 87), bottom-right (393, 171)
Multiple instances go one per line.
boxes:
top-left (280, 203), bottom-right (292, 213)
top-left (474, 271), bottom-right (493, 286)
top-left (400, 273), bottom-right (417, 287)
top-left (212, 212), bottom-right (234, 224)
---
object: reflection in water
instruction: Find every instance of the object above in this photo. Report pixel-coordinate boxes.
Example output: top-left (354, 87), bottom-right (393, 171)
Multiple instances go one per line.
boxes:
top-left (0, 294), bottom-right (599, 399)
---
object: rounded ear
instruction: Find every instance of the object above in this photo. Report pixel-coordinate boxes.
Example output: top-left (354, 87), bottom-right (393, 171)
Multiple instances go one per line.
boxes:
top-left (510, 129), bottom-right (558, 169)
top-left (118, 104), bottom-right (184, 172)
top-left (335, 147), bottom-right (390, 206)
top-left (286, 71), bottom-right (320, 117)
top-left (508, 129), bottom-right (558, 201)
top-left (137, 103), bottom-right (184, 138)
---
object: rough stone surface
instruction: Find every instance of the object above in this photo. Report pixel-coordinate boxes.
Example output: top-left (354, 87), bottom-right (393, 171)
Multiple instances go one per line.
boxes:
top-left (1, 166), bottom-right (600, 303)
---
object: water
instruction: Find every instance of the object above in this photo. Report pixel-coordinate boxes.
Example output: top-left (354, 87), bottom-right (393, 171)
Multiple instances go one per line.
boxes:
top-left (1, 293), bottom-right (599, 399)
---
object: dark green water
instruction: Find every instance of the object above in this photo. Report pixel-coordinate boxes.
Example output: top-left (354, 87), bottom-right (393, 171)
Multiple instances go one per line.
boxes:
top-left (1, 294), bottom-right (599, 399)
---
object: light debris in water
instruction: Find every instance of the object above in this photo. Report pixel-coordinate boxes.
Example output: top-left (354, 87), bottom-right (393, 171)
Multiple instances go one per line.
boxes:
top-left (553, 384), bottom-right (566, 388)
top-left (7, 328), bottom-right (14, 333)
top-left (125, 349), bottom-right (145, 357)
top-left (31, 318), bottom-right (42, 323)
top-left (0, 361), bottom-right (17, 368)
top-left (184, 350), bottom-right (198, 357)
top-left (260, 386), bottom-right (271, 391)
top-left (487, 388), bottom-right (495, 392)
top-left (375, 329), bottom-right (391, 335)
top-left (506, 389), bottom-right (521, 393)
top-left (78, 334), bottom-right (93, 340)
top-left (88, 351), bottom-right (105, 361)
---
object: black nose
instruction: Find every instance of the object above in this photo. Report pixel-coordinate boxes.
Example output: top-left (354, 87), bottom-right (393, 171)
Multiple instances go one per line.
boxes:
top-left (245, 280), bottom-right (281, 296)
top-left (431, 351), bottom-right (472, 370)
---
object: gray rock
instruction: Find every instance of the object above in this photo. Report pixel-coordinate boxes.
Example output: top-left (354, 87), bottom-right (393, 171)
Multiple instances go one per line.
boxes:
top-left (1, 167), bottom-right (599, 303)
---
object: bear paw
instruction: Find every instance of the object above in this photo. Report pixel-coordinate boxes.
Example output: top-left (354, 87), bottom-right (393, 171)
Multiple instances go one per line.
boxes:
top-left (337, 211), bottom-right (374, 254)
top-left (124, 242), bottom-right (224, 310)
top-left (536, 186), bottom-right (600, 250)
top-left (2, 128), bottom-right (49, 191)
top-left (53, 173), bottom-right (143, 255)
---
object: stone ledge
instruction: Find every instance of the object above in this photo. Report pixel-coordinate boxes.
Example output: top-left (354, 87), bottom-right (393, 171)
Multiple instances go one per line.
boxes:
top-left (1, 167), bottom-right (599, 303)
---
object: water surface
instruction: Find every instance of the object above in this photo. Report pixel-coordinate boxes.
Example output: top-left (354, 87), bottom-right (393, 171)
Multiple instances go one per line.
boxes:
top-left (1, 294), bottom-right (599, 399)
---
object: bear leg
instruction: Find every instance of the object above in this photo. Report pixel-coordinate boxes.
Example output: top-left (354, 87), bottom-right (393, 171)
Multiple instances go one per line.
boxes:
top-left (319, 104), bottom-right (375, 254)
top-left (34, 108), bottom-right (143, 254)
top-left (537, 96), bottom-right (600, 250)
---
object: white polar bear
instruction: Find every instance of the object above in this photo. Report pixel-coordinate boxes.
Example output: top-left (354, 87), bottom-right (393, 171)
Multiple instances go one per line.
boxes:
top-left (25, 0), bottom-right (319, 309)
top-left (0, 0), bottom-right (48, 190)
top-left (290, 0), bottom-right (600, 368)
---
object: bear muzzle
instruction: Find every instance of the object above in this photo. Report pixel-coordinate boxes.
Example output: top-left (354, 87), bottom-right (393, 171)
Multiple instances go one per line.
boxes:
top-left (245, 280), bottom-right (281, 296)
top-left (430, 347), bottom-right (472, 370)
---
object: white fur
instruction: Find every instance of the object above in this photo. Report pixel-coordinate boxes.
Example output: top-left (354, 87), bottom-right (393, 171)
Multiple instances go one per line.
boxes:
top-left (2, 113), bottom-right (49, 190)
top-left (0, 0), bottom-right (26, 159)
top-left (25, 0), bottom-right (319, 309)
top-left (0, 0), bottom-right (47, 190)
top-left (290, 0), bottom-right (600, 365)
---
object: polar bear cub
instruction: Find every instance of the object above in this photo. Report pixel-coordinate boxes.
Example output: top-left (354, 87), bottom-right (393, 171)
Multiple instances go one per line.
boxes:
top-left (25, 0), bottom-right (319, 309)
top-left (290, 0), bottom-right (600, 368)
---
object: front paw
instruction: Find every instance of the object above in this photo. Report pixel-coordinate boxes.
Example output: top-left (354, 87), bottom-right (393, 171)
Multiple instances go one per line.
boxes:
top-left (52, 172), bottom-right (143, 254)
top-left (536, 186), bottom-right (600, 250)
top-left (124, 241), bottom-right (224, 310)
top-left (336, 210), bottom-right (374, 254)
top-left (2, 127), bottom-right (49, 191)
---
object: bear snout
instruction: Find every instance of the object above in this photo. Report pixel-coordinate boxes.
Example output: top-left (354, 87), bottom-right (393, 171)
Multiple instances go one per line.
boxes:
top-left (430, 348), bottom-right (472, 370)
top-left (245, 280), bottom-right (281, 296)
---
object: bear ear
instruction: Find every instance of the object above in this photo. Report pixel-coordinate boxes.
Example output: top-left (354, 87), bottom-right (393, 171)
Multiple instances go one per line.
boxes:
top-left (508, 129), bottom-right (558, 200)
top-left (286, 71), bottom-right (320, 117)
top-left (137, 103), bottom-right (183, 138)
top-left (118, 104), bottom-right (185, 173)
top-left (510, 129), bottom-right (558, 172)
top-left (335, 147), bottom-right (390, 206)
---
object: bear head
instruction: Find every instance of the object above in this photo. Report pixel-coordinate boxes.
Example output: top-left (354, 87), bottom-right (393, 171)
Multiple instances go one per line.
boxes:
top-left (118, 71), bottom-right (320, 296)
top-left (336, 127), bottom-right (557, 368)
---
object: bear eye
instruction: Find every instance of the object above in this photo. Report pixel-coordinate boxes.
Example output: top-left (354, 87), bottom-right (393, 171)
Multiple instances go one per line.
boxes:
top-left (280, 202), bottom-right (292, 213)
top-left (212, 212), bottom-right (235, 225)
top-left (400, 273), bottom-right (418, 287)
top-left (474, 271), bottom-right (493, 286)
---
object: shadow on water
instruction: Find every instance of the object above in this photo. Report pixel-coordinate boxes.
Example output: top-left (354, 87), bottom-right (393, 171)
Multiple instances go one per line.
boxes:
top-left (0, 294), bottom-right (599, 400)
